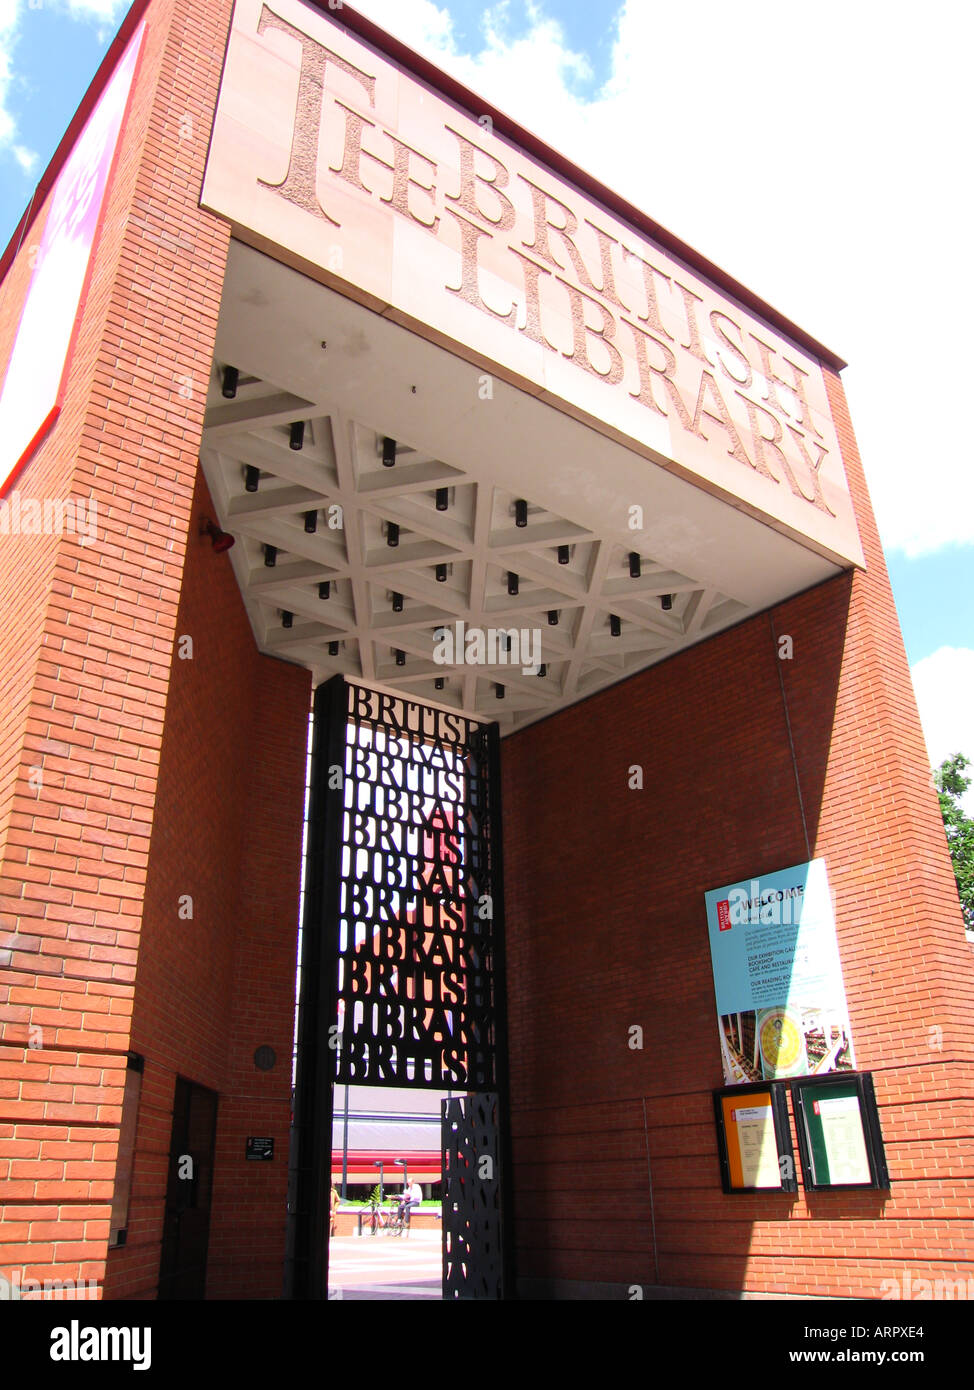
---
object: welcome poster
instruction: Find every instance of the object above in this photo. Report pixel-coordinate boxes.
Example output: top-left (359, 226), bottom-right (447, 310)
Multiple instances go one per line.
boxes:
top-left (704, 859), bottom-right (856, 1086)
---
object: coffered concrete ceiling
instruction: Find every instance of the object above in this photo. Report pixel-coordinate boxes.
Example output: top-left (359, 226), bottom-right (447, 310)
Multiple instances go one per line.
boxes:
top-left (199, 240), bottom-right (842, 732)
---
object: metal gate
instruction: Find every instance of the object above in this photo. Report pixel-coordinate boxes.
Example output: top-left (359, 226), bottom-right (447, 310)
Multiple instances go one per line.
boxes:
top-left (286, 676), bottom-right (512, 1299)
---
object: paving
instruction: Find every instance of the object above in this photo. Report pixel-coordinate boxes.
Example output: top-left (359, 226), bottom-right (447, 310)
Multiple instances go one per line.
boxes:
top-left (327, 1229), bottom-right (443, 1301)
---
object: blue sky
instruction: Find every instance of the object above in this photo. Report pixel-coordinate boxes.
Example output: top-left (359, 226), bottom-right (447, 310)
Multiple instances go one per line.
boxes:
top-left (1, 0), bottom-right (972, 779)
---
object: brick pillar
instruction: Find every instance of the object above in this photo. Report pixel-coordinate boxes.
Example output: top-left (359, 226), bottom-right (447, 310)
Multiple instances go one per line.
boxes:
top-left (0, 0), bottom-right (236, 1298)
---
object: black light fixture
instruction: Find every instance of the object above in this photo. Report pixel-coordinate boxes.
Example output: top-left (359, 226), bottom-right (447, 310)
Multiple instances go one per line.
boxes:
top-left (436, 563), bottom-right (448, 583)
top-left (557, 545), bottom-right (570, 565)
top-left (263, 544), bottom-right (277, 568)
top-left (281, 611), bottom-right (293, 629)
top-left (434, 677), bottom-right (445, 690)
top-left (304, 510), bottom-right (317, 534)
top-left (392, 592), bottom-right (403, 612)
top-left (538, 664), bottom-right (547, 678)
top-left (610, 614), bottom-right (621, 637)
top-left (629, 552), bottom-right (641, 579)
top-left (221, 365), bottom-right (238, 399)
top-left (382, 436), bottom-right (397, 468)
top-left (514, 498), bottom-right (528, 528)
top-left (548, 610), bottom-right (559, 625)
top-left (495, 683), bottom-right (505, 699)
top-left (661, 593), bottom-right (673, 611)
top-left (318, 581), bottom-right (330, 600)
top-left (200, 517), bottom-right (235, 553)
top-left (507, 572), bottom-right (519, 596)
top-left (328, 640), bottom-right (340, 656)
top-left (435, 488), bottom-right (449, 511)
top-left (395, 649), bottom-right (406, 666)
top-left (289, 421), bottom-right (305, 451)
top-left (244, 465), bottom-right (259, 493)
top-left (387, 522), bottom-right (399, 548)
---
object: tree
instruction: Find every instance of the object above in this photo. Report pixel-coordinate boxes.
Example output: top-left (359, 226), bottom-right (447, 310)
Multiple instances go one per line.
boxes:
top-left (934, 754), bottom-right (974, 931)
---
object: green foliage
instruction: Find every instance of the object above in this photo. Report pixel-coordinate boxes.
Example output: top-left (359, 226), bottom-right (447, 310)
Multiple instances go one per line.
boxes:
top-left (934, 754), bottom-right (974, 930)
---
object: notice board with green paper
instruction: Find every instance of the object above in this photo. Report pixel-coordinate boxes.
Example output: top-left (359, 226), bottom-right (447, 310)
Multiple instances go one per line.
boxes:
top-left (791, 1072), bottom-right (889, 1190)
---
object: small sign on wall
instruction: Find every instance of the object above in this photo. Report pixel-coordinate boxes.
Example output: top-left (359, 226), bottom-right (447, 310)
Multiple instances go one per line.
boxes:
top-left (791, 1072), bottom-right (889, 1190)
top-left (246, 1137), bottom-right (274, 1161)
top-left (713, 1083), bottom-right (797, 1193)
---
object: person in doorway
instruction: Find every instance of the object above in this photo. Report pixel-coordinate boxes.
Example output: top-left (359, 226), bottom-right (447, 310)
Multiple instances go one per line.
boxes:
top-left (330, 1184), bottom-right (340, 1237)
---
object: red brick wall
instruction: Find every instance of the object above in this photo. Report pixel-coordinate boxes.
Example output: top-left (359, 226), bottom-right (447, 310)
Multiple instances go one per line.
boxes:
top-left (101, 471), bottom-right (310, 1300)
top-left (0, 0), bottom-right (238, 1299)
top-left (501, 368), bottom-right (974, 1297)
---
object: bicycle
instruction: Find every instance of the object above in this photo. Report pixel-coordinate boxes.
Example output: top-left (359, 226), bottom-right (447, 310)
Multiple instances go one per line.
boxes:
top-left (365, 1197), bottom-right (390, 1236)
top-left (384, 1202), bottom-right (407, 1237)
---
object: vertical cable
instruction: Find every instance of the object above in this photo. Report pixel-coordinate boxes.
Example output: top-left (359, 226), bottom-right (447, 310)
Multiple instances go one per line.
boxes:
top-left (770, 614), bottom-right (812, 862)
top-left (642, 1097), bottom-right (660, 1288)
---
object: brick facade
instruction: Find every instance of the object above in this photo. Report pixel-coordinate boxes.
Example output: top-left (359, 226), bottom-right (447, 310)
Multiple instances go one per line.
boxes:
top-left (1, 0), bottom-right (971, 1304)
top-left (501, 367), bottom-right (974, 1298)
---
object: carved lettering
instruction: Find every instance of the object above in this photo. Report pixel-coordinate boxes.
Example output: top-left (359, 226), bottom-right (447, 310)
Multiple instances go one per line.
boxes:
top-left (444, 126), bottom-right (516, 230)
top-left (444, 207), bottom-right (516, 324)
top-left (622, 317), bottom-right (694, 431)
top-left (558, 279), bottom-right (625, 383)
top-left (674, 279), bottom-right (713, 366)
top-left (691, 371), bottom-right (754, 470)
top-left (509, 246), bottom-right (558, 351)
top-left (710, 310), bottom-right (753, 388)
top-left (750, 333), bottom-right (823, 439)
top-left (256, 3), bottom-right (375, 223)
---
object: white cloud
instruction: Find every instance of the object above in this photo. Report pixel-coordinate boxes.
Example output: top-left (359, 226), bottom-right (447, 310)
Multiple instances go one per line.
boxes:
top-left (911, 646), bottom-right (974, 813)
top-left (350, 0), bottom-right (974, 560)
top-left (63, 0), bottom-right (126, 19)
top-left (0, 0), bottom-right (128, 182)
top-left (0, 2), bottom-right (26, 166)
top-left (11, 139), bottom-right (33, 170)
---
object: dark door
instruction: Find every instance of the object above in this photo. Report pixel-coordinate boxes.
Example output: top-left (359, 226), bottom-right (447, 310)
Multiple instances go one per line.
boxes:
top-left (159, 1077), bottom-right (218, 1299)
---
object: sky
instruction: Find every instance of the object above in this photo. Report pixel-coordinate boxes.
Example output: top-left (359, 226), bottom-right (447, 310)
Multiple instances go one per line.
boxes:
top-left (0, 0), bottom-right (971, 802)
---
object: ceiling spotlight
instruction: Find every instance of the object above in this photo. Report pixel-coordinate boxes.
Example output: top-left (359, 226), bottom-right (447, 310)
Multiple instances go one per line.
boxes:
top-left (392, 592), bottom-right (403, 612)
top-left (289, 421), bottom-right (305, 451)
top-left (263, 544), bottom-right (277, 568)
top-left (610, 614), bottom-right (621, 637)
top-left (200, 517), bottom-right (235, 553)
top-left (382, 436), bottom-right (397, 468)
top-left (629, 552), bottom-right (641, 578)
top-left (221, 366), bottom-right (238, 399)
top-left (557, 545), bottom-right (570, 565)
top-left (387, 522), bottom-right (399, 548)
top-left (538, 664), bottom-right (547, 678)
top-left (495, 683), bottom-right (505, 699)
top-left (435, 488), bottom-right (449, 511)
top-left (328, 640), bottom-right (340, 656)
top-left (434, 677), bottom-right (445, 691)
top-left (281, 610), bottom-right (293, 629)
top-left (436, 563), bottom-right (448, 583)
top-left (514, 499), bottom-right (528, 528)
top-left (304, 510), bottom-right (317, 534)
top-left (244, 465), bottom-right (260, 493)
top-left (318, 581), bottom-right (330, 599)
top-left (395, 649), bottom-right (406, 666)
top-left (661, 593), bottom-right (673, 611)
top-left (548, 610), bottom-right (558, 626)
top-left (507, 572), bottom-right (519, 596)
